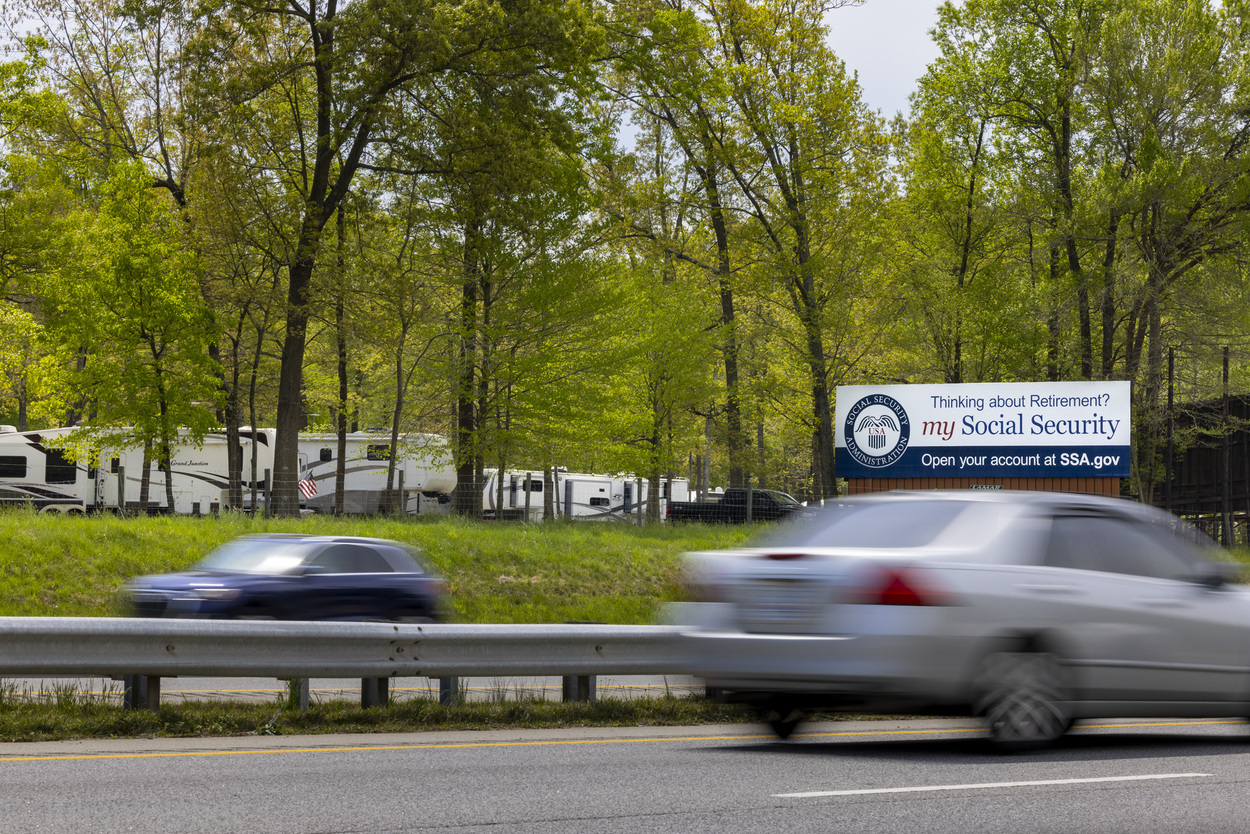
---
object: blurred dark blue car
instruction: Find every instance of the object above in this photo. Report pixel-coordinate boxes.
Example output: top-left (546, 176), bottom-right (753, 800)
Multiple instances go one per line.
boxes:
top-left (127, 534), bottom-right (447, 622)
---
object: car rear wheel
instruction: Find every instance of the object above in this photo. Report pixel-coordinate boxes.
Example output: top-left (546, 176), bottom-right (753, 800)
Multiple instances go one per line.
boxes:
top-left (759, 703), bottom-right (804, 740)
top-left (974, 651), bottom-right (1071, 750)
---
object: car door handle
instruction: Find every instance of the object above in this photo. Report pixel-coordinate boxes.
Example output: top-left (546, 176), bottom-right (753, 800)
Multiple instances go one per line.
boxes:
top-left (1017, 584), bottom-right (1082, 595)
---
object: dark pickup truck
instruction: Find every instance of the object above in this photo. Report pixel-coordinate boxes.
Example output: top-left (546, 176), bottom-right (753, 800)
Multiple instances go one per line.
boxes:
top-left (665, 487), bottom-right (807, 523)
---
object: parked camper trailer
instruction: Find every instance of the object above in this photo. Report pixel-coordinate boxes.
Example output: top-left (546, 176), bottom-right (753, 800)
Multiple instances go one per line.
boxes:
top-left (483, 469), bottom-right (691, 521)
top-left (98, 428), bottom-right (275, 514)
top-left (297, 433), bottom-right (455, 515)
top-left (0, 426), bottom-right (95, 512)
top-left (0, 426), bottom-right (275, 514)
top-left (482, 470), bottom-right (549, 521)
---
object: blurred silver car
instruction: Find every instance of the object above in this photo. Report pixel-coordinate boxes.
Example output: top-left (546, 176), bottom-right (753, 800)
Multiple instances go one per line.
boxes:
top-left (677, 490), bottom-right (1247, 747)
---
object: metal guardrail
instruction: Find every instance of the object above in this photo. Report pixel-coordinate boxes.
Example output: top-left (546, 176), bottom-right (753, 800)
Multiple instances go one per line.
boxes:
top-left (0, 618), bottom-right (689, 709)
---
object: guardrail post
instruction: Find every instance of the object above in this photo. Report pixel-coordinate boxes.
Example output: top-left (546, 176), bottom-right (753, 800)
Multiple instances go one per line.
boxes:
top-left (286, 677), bottom-right (309, 710)
top-left (439, 676), bottom-right (460, 706)
top-left (562, 675), bottom-right (596, 702)
top-left (122, 674), bottom-right (161, 710)
top-left (361, 677), bottom-right (389, 708)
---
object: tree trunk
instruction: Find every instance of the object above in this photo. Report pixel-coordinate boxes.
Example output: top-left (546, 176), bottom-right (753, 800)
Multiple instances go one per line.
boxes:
top-left (139, 437), bottom-right (152, 511)
top-left (159, 399), bottom-right (176, 513)
top-left (385, 325), bottom-right (410, 515)
top-left (336, 296), bottom-right (349, 516)
top-left (1100, 209), bottom-right (1121, 378)
top-left (543, 464), bottom-right (554, 522)
top-left (272, 254), bottom-right (315, 516)
top-left (335, 201), bottom-right (349, 515)
top-left (224, 355), bottom-right (243, 509)
top-left (1047, 244), bottom-right (1061, 381)
top-left (704, 167), bottom-right (743, 489)
top-left (1056, 100), bottom-right (1093, 379)
top-left (453, 221), bottom-right (481, 517)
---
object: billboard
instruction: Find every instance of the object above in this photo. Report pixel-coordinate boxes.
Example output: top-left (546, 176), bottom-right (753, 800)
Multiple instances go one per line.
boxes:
top-left (834, 381), bottom-right (1131, 479)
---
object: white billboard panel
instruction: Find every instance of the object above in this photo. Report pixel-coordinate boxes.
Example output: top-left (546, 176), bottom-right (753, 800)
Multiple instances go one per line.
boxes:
top-left (834, 381), bottom-right (1131, 479)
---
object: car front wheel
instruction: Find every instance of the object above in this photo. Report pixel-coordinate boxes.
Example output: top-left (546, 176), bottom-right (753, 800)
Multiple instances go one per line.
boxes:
top-left (973, 651), bottom-right (1071, 750)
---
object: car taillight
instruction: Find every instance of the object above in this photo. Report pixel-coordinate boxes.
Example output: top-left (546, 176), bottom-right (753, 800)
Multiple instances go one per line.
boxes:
top-left (853, 566), bottom-right (951, 606)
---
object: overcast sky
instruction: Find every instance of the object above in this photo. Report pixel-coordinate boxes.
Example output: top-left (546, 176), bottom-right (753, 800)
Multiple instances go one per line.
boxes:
top-left (826, 0), bottom-right (945, 118)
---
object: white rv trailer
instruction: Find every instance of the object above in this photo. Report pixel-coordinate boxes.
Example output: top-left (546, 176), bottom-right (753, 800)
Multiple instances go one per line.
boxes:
top-left (0, 425), bottom-right (275, 514)
top-left (297, 432), bottom-right (455, 515)
top-left (0, 426), bottom-right (95, 512)
top-left (483, 469), bottom-right (691, 521)
top-left (98, 428), bottom-right (276, 514)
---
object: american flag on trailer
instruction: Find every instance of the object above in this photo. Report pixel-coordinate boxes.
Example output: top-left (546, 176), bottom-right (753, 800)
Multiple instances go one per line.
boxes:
top-left (298, 478), bottom-right (317, 499)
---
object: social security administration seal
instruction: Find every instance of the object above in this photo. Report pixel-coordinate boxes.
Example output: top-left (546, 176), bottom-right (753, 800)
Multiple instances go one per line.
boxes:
top-left (843, 394), bottom-right (910, 468)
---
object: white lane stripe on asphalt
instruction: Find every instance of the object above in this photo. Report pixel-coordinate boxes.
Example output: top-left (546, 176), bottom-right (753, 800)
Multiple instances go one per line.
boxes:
top-left (774, 773), bottom-right (1212, 798)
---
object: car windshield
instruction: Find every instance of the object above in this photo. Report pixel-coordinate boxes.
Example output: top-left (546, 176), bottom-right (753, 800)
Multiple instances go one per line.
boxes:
top-left (195, 538), bottom-right (309, 574)
top-left (757, 499), bottom-right (971, 548)
top-left (767, 490), bottom-right (802, 506)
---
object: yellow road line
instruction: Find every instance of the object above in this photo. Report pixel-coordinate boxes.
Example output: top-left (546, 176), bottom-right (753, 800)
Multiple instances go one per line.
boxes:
top-left (0, 719), bottom-right (1240, 764)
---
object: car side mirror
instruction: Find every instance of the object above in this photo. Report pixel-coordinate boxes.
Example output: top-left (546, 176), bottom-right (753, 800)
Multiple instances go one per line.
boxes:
top-left (294, 564), bottom-right (327, 577)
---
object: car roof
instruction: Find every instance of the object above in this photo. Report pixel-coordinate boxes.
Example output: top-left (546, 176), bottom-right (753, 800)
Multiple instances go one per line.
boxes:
top-left (830, 489), bottom-right (1165, 520)
top-left (222, 534), bottom-right (428, 572)
top-left (234, 533), bottom-right (409, 546)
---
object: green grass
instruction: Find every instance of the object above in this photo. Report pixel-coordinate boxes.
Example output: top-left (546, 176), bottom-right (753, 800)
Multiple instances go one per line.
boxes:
top-left (0, 680), bottom-right (760, 742)
top-left (0, 509), bottom-right (753, 622)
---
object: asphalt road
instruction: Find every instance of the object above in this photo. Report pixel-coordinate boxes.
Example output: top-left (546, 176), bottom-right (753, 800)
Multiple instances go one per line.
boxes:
top-left (5, 717), bottom-right (1250, 833)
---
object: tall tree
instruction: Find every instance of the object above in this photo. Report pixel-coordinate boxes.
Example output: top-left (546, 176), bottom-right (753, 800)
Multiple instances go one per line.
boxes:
top-left (40, 161), bottom-right (220, 507)
top-left (192, 0), bottom-right (600, 514)
top-left (609, 1), bottom-right (751, 486)
top-left (707, 0), bottom-right (891, 499)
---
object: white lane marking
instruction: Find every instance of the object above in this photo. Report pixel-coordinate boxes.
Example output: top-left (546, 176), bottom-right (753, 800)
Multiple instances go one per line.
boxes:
top-left (774, 773), bottom-right (1212, 798)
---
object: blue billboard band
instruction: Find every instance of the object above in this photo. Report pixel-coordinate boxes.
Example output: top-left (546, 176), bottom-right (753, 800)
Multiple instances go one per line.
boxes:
top-left (836, 445), bottom-right (1132, 480)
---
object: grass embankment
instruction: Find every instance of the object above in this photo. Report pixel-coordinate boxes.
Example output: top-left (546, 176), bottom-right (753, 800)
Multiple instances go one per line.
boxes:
top-left (0, 510), bottom-right (758, 741)
top-left (0, 510), bottom-right (751, 622)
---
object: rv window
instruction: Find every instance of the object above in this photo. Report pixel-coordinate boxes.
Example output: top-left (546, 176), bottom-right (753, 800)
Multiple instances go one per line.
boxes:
top-left (367, 444), bottom-right (392, 461)
top-left (46, 450), bottom-right (77, 484)
top-left (110, 457), bottom-right (120, 474)
top-left (319, 448), bottom-right (332, 462)
top-left (0, 456), bottom-right (25, 478)
top-left (589, 496), bottom-right (609, 507)
top-left (529, 480), bottom-right (542, 493)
